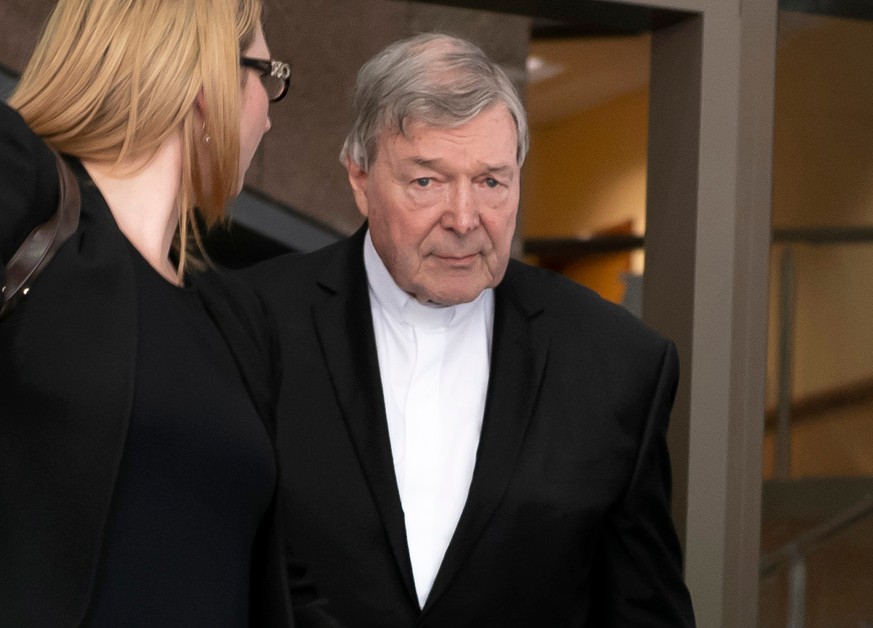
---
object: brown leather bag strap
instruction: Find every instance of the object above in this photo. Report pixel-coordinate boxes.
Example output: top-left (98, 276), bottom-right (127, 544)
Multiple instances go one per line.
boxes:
top-left (1, 149), bottom-right (81, 319)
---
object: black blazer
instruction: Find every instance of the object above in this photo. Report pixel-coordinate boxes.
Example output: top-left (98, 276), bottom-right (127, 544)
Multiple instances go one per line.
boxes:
top-left (246, 227), bottom-right (696, 627)
top-left (0, 103), bottom-right (294, 627)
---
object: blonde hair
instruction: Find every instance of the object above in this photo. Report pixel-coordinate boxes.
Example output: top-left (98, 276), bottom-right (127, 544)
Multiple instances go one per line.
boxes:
top-left (9, 0), bottom-right (263, 271)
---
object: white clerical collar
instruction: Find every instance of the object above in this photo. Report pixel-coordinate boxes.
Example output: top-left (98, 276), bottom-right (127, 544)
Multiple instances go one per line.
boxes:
top-left (363, 229), bottom-right (490, 330)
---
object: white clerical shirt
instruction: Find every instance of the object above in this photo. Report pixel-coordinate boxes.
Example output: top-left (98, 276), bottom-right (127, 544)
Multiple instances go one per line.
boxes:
top-left (363, 231), bottom-right (493, 608)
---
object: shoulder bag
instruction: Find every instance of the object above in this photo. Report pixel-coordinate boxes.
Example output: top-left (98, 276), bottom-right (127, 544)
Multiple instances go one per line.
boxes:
top-left (0, 149), bottom-right (81, 319)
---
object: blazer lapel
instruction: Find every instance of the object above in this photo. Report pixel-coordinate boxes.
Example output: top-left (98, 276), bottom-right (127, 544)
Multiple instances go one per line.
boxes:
top-left (311, 228), bottom-right (418, 605)
top-left (194, 271), bottom-right (276, 436)
top-left (423, 266), bottom-right (549, 613)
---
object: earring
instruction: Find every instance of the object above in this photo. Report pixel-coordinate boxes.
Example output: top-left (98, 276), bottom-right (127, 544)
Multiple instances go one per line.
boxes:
top-left (202, 121), bottom-right (210, 144)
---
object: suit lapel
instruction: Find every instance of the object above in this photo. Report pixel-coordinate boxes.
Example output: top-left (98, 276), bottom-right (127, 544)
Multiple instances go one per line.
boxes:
top-left (311, 228), bottom-right (418, 604)
top-left (423, 265), bottom-right (549, 613)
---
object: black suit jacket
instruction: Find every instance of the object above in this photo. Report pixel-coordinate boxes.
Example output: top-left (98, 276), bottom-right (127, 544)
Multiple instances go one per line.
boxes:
top-left (0, 103), bottom-right (294, 627)
top-left (246, 227), bottom-right (696, 627)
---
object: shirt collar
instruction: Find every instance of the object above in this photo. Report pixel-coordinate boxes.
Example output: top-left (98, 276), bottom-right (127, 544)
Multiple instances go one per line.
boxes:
top-left (363, 229), bottom-right (490, 330)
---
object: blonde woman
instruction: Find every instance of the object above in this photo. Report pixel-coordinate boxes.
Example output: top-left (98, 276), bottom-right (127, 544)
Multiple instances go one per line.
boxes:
top-left (0, 1), bottom-right (307, 626)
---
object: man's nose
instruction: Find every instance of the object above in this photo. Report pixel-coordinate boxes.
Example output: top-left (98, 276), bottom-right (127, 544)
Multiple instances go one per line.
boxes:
top-left (442, 184), bottom-right (480, 233)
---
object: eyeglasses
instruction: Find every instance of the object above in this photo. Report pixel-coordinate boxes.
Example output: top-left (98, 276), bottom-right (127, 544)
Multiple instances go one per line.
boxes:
top-left (240, 57), bottom-right (291, 103)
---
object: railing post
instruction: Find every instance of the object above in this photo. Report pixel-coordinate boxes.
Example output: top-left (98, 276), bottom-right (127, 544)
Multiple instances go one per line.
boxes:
top-left (761, 495), bottom-right (873, 628)
top-left (775, 245), bottom-right (796, 479)
top-left (787, 550), bottom-right (806, 628)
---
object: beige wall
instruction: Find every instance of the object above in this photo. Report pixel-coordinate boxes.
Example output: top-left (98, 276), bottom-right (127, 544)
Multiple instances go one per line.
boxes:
top-left (523, 88), bottom-right (649, 244)
top-left (767, 11), bottom-right (873, 405)
top-left (522, 82), bottom-right (649, 302)
top-left (763, 400), bottom-right (873, 477)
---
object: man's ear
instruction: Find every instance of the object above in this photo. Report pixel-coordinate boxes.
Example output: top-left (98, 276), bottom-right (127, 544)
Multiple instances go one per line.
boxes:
top-left (345, 156), bottom-right (370, 218)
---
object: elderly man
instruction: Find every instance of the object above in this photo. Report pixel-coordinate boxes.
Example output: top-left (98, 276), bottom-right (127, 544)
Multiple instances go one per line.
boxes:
top-left (248, 32), bottom-right (695, 628)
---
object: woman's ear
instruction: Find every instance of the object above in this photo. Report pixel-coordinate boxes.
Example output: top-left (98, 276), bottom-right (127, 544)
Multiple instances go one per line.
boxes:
top-left (196, 89), bottom-right (207, 115)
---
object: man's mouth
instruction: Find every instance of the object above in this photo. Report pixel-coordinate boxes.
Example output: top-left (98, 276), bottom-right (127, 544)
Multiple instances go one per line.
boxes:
top-left (434, 253), bottom-right (478, 265)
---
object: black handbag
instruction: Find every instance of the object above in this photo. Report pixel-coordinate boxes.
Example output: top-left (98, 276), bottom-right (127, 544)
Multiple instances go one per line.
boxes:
top-left (0, 149), bottom-right (81, 319)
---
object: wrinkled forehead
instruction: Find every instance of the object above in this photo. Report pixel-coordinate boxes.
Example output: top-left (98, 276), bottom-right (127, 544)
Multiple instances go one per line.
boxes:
top-left (377, 103), bottom-right (518, 151)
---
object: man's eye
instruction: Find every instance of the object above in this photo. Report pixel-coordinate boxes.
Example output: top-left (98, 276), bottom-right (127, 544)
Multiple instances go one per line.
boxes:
top-left (484, 177), bottom-right (499, 188)
top-left (414, 178), bottom-right (432, 187)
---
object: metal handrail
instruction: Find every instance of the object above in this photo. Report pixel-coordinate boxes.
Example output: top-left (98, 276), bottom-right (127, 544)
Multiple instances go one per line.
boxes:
top-left (760, 493), bottom-right (873, 628)
top-left (760, 492), bottom-right (873, 576)
top-left (767, 226), bottom-right (873, 626)
top-left (771, 226), bottom-right (873, 478)
top-left (772, 225), bottom-right (873, 244)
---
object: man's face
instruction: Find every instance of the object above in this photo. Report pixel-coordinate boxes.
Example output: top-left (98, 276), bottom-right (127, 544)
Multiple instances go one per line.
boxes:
top-left (347, 104), bottom-right (520, 306)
